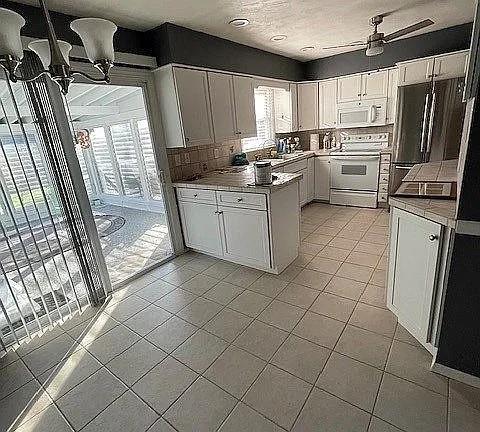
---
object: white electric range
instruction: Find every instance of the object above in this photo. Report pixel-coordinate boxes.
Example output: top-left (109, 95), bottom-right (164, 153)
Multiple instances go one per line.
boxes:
top-left (329, 133), bottom-right (389, 208)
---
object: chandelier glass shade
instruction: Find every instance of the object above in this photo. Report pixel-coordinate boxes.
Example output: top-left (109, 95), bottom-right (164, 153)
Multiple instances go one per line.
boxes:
top-left (0, 1), bottom-right (117, 94)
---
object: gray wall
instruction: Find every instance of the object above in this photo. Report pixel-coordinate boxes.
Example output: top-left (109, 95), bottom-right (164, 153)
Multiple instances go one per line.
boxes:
top-left (304, 23), bottom-right (473, 80)
top-left (147, 23), bottom-right (305, 81)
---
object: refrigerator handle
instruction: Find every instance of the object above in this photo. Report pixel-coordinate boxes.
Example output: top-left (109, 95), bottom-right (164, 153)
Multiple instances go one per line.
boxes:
top-left (420, 93), bottom-right (431, 156)
top-left (426, 92), bottom-right (436, 154)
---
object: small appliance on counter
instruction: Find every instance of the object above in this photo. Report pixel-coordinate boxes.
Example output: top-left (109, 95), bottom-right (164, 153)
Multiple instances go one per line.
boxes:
top-left (231, 153), bottom-right (249, 166)
top-left (254, 161), bottom-right (273, 185)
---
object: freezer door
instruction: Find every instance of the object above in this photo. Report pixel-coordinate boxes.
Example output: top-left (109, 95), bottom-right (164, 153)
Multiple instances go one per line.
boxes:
top-left (425, 78), bottom-right (466, 162)
top-left (392, 82), bottom-right (432, 163)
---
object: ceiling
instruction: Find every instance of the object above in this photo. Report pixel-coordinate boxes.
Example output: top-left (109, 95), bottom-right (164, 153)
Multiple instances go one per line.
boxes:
top-left (11, 0), bottom-right (476, 60)
top-left (0, 80), bottom-right (144, 125)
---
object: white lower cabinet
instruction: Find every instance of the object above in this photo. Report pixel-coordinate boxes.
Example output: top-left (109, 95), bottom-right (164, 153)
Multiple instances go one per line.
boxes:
top-left (176, 185), bottom-right (300, 273)
top-left (219, 206), bottom-right (270, 269)
top-left (314, 156), bottom-right (330, 201)
top-left (387, 207), bottom-right (442, 348)
top-left (178, 201), bottom-right (222, 255)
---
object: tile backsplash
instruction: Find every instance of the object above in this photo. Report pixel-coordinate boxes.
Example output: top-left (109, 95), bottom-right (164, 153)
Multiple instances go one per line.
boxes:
top-left (276, 124), bottom-right (394, 150)
top-left (167, 140), bottom-right (242, 182)
top-left (167, 125), bottom-right (395, 182)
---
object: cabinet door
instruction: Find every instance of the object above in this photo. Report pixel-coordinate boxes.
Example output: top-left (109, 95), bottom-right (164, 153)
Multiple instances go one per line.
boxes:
top-left (297, 82), bottom-right (318, 131)
top-left (290, 83), bottom-right (299, 132)
top-left (298, 168), bottom-right (308, 206)
top-left (433, 51), bottom-right (469, 80)
top-left (274, 87), bottom-right (293, 133)
top-left (178, 201), bottom-right (222, 256)
top-left (386, 68), bottom-right (399, 124)
top-left (219, 206), bottom-right (270, 269)
top-left (174, 68), bottom-right (214, 146)
top-left (307, 157), bottom-right (315, 202)
top-left (387, 208), bottom-right (442, 343)
top-left (314, 157), bottom-right (330, 201)
top-left (361, 70), bottom-right (388, 99)
top-left (319, 79), bottom-right (337, 128)
top-left (233, 76), bottom-right (257, 138)
top-left (337, 75), bottom-right (362, 102)
top-left (208, 72), bottom-right (237, 142)
top-left (398, 58), bottom-right (435, 86)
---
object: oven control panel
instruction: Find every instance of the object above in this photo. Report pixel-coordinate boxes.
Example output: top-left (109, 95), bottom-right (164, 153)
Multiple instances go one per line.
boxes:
top-left (340, 133), bottom-right (389, 152)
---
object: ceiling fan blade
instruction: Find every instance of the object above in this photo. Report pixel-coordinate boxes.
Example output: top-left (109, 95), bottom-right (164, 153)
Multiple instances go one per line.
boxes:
top-left (323, 42), bottom-right (366, 50)
top-left (384, 19), bottom-right (434, 42)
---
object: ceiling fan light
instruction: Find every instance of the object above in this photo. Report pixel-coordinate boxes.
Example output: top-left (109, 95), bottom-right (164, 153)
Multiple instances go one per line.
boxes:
top-left (28, 39), bottom-right (72, 69)
top-left (70, 18), bottom-right (117, 64)
top-left (0, 8), bottom-right (26, 60)
top-left (365, 40), bottom-right (384, 56)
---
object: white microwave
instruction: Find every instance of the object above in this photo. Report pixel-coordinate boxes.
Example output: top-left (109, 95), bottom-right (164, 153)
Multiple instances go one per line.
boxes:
top-left (337, 98), bottom-right (387, 128)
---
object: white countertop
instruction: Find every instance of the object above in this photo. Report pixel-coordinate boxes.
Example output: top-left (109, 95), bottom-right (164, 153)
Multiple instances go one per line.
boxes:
top-left (403, 159), bottom-right (458, 182)
top-left (173, 166), bottom-right (302, 194)
top-left (389, 196), bottom-right (456, 227)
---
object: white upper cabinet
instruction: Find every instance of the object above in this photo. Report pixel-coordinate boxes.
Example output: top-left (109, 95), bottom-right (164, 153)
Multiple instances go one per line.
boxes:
top-left (386, 68), bottom-right (399, 124)
top-left (338, 71), bottom-right (387, 103)
top-left (361, 70), bottom-right (388, 99)
top-left (433, 51), bottom-right (469, 80)
top-left (398, 58), bottom-right (435, 86)
top-left (208, 72), bottom-right (237, 142)
top-left (337, 74), bottom-right (362, 102)
top-left (397, 51), bottom-right (469, 86)
top-left (318, 79), bottom-right (337, 128)
top-left (174, 67), bottom-right (214, 146)
top-left (290, 83), bottom-right (299, 132)
top-left (232, 76), bottom-right (257, 138)
top-left (298, 82), bottom-right (318, 131)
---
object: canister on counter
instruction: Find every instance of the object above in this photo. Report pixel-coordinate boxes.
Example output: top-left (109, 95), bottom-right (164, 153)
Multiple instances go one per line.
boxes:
top-left (254, 161), bottom-right (273, 185)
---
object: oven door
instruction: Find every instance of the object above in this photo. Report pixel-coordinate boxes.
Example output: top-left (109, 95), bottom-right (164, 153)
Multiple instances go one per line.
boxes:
top-left (330, 155), bottom-right (380, 191)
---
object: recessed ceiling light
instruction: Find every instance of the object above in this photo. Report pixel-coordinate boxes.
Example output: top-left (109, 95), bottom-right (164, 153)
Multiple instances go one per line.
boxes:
top-left (300, 46), bottom-right (315, 52)
top-left (229, 18), bottom-right (250, 27)
top-left (270, 35), bottom-right (287, 42)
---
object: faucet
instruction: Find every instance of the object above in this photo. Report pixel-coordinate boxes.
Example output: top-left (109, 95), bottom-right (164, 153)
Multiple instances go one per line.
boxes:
top-left (263, 138), bottom-right (276, 158)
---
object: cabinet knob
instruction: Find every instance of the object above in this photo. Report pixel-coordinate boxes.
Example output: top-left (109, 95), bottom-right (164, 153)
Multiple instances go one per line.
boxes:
top-left (218, 210), bottom-right (223, 214)
top-left (429, 234), bottom-right (438, 241)
top-left (194, 193), bottom-right (198, 197)
top-left (237, 198), bottom-right (243, 202)
top-left (185, 137), bottom-right (190, 142)
top-left (357, 93), bottom-right (361, 96)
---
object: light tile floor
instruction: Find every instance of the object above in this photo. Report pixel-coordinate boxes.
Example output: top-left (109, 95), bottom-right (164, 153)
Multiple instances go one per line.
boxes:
top-left (1, 203), bottom-right (479, 431)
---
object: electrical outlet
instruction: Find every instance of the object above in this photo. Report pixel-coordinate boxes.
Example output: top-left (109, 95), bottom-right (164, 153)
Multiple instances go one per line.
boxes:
top-left (174, 154), bottom-right (182, 166)
top-left (184, 153), bottom-right (190, 164)
top-left (214, 148), bottom-right (220, 158)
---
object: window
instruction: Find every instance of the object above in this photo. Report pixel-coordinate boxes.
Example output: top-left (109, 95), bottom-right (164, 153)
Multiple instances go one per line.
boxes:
top-left (241, 86), bottom-right (292, 152)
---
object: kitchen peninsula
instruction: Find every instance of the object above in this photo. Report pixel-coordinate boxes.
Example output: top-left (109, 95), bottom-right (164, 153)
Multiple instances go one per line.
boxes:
top-left (173, 166), bottom-right (302, 274)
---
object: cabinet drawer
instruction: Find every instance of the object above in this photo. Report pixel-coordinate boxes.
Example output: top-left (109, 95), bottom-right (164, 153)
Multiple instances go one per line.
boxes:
top-left (177, 188), bottom-right (216, 204)
top-left (380, 173), bottom-right (390, 183)
top-left (380, 163), bottom-right (390, 174)
top-left (380, 154), bottom-right (391, 164)
top-left (378, 192), bottom-right (388, 202)
top-left (216, 191), bottom-right (267, 210)
top-left (379, 183), bottom-right (389, 193)
top-left (283, 158), bottom-right (308, 173)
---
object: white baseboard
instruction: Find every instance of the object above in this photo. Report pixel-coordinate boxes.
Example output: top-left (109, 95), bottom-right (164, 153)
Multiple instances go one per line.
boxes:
top-left (431, 361), bottom-right (480, 388)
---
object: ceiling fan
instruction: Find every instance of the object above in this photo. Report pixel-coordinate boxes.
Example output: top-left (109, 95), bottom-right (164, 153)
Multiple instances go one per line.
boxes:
top-left (323, 15), bottom-right (434, 56)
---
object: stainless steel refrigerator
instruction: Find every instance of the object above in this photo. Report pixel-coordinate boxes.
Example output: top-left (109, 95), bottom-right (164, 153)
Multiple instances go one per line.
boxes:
top-left (390, 77), bottom-right (466, 193)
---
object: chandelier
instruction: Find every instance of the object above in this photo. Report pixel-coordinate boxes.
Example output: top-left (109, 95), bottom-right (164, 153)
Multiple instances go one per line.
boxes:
top-left (0, 0), bottom-right (117, 94)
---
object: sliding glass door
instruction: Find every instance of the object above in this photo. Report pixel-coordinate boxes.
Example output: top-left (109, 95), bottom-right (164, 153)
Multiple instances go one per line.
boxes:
top-left (63, 71), bottom-right (179, 286)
